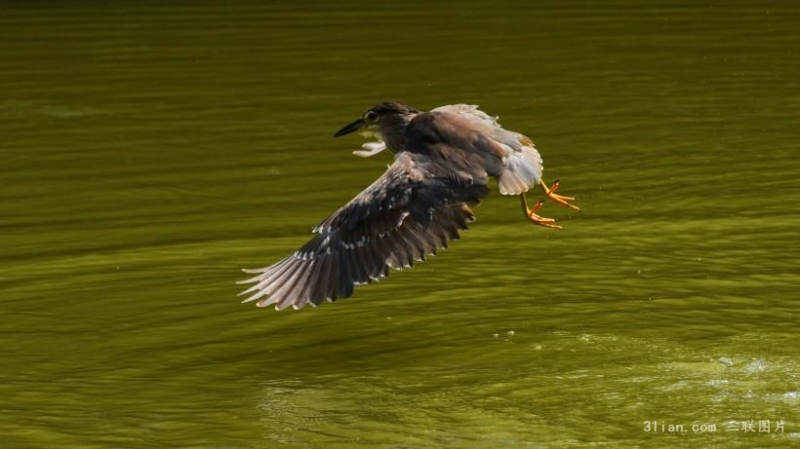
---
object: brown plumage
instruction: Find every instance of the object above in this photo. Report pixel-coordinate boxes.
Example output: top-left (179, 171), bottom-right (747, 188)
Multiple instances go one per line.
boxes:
top-left (239, 102), bottom-right (577, 310)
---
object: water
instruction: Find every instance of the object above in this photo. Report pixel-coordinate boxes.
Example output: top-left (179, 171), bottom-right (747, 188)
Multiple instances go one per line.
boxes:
top-left (1, 1), bottom-right (798, 448)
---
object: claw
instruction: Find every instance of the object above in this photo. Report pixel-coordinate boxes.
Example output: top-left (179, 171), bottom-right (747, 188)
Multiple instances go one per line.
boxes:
top-left (520, 196), bottom-right (563, 230)
top-left (540, 179), bottom-right (580, 211)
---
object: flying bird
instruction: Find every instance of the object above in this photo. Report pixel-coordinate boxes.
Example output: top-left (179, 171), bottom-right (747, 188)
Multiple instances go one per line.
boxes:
top-left (240, 102), bottom-right (578, 310)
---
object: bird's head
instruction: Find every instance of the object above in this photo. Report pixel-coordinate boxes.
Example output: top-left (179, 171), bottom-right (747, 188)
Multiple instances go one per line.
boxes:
top-left (334, 102), bottom-right (420, 154)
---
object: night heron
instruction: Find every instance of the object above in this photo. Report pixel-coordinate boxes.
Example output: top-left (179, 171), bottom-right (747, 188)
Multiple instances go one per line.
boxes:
top-left (240, 102), bottom-right (579, 310)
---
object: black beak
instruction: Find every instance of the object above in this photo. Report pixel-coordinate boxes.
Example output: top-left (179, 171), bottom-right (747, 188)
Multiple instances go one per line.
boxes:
top-left (334, 118), bottom-right (365, 137)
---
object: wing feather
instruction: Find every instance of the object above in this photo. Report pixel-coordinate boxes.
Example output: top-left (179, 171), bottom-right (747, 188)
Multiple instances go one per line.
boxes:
top-left (240, 151), bottom-right (488, 309)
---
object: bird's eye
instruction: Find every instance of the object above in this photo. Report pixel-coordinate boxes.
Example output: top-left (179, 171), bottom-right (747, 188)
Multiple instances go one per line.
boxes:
top-left (364, 111), bottom-right (377, 122)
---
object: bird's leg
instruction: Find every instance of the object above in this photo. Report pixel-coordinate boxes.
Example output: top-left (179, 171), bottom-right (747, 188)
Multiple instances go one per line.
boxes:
top-left (539, 179), bottom-right (580, 210)
top-left (520, 193), bottom-right (562, 230)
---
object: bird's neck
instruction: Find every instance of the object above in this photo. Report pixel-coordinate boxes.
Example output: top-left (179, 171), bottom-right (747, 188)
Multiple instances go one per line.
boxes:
top-left (379, 113), bottom-right (418, 152)
top-left (381, 131), bottom-right (405, 153)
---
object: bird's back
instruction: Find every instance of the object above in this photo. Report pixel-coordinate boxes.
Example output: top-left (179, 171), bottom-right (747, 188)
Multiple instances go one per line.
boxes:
top-left (404, 105), bottom-right (544, 195)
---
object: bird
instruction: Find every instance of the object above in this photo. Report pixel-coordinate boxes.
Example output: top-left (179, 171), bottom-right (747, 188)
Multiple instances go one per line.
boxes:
top-left (239, 102), bottom-right (579, 310)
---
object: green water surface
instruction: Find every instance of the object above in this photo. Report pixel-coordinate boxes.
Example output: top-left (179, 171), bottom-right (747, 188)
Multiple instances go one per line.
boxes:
top-left (1, 1), bottom-right (798, 448)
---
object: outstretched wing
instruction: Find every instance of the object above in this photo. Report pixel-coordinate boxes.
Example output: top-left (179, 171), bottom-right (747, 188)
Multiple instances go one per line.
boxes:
top-left (239, 151), bottom-right (490, 310)
top-left (430, 104), bottom-right (543, 195)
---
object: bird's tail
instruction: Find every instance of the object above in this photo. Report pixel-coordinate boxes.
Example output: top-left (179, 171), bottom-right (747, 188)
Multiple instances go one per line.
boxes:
top-left (497, 140), bottom-right (543, 195)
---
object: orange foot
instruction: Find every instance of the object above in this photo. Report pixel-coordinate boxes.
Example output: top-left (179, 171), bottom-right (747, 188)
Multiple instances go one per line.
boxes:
top-left (520, 195), bottom-right (563, 230)
top-left (540, 179), bottom-right (580, 211)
